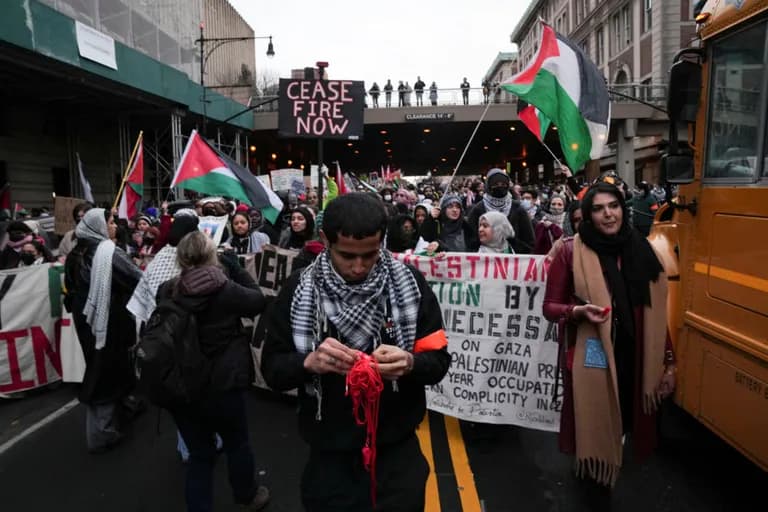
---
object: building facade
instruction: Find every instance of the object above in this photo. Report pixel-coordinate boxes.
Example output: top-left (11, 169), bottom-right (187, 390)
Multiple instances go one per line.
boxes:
top-left (483, 52), bottom-right (519, 104)
top-left (1, 0), bottom-right (256, 208)
top-left (38, 0), bottom-right (256, 105)
top-left (510, 0), bottom-right (698, 184)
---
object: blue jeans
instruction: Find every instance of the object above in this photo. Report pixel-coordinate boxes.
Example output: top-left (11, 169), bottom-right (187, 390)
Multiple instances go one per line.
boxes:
top-left (171, 390), bottom-right (259, 512)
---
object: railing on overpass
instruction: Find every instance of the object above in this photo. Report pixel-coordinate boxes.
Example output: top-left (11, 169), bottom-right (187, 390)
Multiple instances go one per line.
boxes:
top-left (250, 83), bottom-right (668, 113)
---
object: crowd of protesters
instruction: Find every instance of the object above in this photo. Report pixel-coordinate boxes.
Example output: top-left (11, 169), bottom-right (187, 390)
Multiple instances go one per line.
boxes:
top-left (0, 164), bottom-right (673, 511)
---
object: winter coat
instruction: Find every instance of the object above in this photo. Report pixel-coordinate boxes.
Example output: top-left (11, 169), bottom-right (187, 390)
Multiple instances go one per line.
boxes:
top-left (157, 265), bottom-right (266, 392)
top-left (64, 239), bottom-right (142, 404)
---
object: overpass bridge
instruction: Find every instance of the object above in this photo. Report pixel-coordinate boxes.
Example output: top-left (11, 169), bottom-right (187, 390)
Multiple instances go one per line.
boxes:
top-left (249, 84), bottom-right (670, 186)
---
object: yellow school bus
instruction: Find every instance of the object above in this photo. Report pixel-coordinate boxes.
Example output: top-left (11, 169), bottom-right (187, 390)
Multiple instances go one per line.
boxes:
top-left (651, 0), bottom-right (768, 470)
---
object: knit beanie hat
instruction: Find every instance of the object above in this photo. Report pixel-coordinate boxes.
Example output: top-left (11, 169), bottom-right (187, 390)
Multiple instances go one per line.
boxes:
top-left (439, 193), bottom-right (462, 210)
top-left (486, 168), bottom-right (510, 188)
top-left (168, 216), bottom-right (200, 246)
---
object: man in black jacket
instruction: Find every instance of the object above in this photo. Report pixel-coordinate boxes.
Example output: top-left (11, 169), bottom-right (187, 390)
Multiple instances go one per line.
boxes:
top-left (261, 193), bottom-right (450, 512)
top-left (466, 168), bottom-right (536, 253)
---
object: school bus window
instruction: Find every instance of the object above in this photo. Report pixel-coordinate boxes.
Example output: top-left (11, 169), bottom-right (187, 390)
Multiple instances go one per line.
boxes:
top-left (704, 21), bottom-right (766, 180)
top-left (764, 121), bottom-right (768, 177)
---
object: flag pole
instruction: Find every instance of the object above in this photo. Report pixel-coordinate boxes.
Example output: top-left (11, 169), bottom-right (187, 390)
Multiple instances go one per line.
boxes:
top-left (538, 138), bottom-right (565, 169)
top-left (445, 98), bottom-right (494, 192)
top-left (112, 131), bottom-right (143, 211)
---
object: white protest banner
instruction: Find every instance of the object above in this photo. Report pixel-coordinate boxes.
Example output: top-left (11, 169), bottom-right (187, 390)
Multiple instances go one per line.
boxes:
top-left (393, 252), bottom-right (562, 432)
top-left (198, 215), bottom-right (229, 246)
top-left (270, 168), bottom-right (304, 192)
top-left (0, 265), bottom-right (65, 397)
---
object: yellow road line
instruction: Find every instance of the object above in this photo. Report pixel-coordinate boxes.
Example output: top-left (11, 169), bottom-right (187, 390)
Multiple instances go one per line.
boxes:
top-left (416, 413), bottom-right (441, 512)
top-left (444, 416), bottom-right (482, 512)
top-left (694, 262), bottom-right (768, 293)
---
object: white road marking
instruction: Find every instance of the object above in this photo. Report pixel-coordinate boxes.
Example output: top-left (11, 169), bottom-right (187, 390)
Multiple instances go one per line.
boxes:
top-left (0, 398), bottom-right (79, 456)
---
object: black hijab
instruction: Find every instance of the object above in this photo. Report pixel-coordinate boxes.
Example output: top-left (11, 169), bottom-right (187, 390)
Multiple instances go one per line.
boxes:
top-left (578, 183), bottom-right (663, 338)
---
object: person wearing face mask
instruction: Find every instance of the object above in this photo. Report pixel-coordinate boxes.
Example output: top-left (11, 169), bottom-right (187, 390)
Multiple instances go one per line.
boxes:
top-left (1, 221), bottom-right (53, 269)
top-left (18, 240), bottom-right (52, 266)
top-left (466, 168), bottom-right (535, 254)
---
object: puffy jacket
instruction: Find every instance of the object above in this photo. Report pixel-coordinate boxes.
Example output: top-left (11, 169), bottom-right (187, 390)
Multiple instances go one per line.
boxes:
top-left (157, 265), bottom-right (266, 392)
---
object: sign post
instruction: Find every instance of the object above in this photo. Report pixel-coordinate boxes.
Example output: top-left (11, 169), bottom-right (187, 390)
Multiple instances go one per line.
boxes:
top-left (278, 77), bottom-right (365, 207)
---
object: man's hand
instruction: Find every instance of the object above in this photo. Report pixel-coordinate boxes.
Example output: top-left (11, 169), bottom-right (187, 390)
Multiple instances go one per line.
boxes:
top-left (372, 345), bottom-right (414, 380)
top-left (303, 338), bottom-right (358, 375)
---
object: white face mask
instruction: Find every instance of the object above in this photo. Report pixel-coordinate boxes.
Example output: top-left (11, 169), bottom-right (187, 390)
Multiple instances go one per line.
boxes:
top-left (521, 199), bottom-right (532, 210)
top-left (384, 195), bottom-right (392, 202)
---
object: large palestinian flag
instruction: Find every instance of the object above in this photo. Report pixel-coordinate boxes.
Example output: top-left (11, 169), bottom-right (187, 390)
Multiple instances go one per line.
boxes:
top-left (502, 22), bottom-right (610, 172)
top-left (170, 130), bottom-right (283, 223)
top-left (117, 137), bottom-right (144, 219)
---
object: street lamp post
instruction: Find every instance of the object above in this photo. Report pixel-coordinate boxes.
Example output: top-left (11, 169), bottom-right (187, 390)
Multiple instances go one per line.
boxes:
top-left (196, 23), bottom-right (274, 138)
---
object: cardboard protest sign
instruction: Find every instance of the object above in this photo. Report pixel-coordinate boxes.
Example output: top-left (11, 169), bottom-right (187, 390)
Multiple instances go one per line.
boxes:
top-left (54, 196), bottom-right (85, 235)
top-left (278, 79), bottom-right (365, 140)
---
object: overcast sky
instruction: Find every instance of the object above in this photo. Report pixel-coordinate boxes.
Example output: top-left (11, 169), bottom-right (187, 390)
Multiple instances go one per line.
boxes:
top-left (228, 0), bottom-right (533, 91)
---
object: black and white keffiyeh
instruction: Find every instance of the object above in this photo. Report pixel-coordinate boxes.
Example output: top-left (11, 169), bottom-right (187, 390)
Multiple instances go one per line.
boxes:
top-left (483, 192), bottom-right (513, 217)
top-left (127, 245), bottom-right (181, 323)
top-left (290, 249), bottom-right (421, 354)
top-left (75, 208), bottom-right (115, 350)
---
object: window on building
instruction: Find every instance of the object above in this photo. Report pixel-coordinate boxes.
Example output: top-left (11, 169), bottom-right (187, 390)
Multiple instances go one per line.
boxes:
top-left (643, 0), bottom-right (652, 33)
top-left (576, 0), bottom-right (585, 24)
top-left (613, 13), bottom-right (621, 54)
top-left (596, 26), bottom-right (605, 65)
top-left (612, 4), bottom-right (632, 54)
top-left (622, 5), bottom-right (631, 45)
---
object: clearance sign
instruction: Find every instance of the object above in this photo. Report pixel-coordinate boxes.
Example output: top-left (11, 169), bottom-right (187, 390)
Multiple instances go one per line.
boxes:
top-left (278, 79), bottom-right (365, 140)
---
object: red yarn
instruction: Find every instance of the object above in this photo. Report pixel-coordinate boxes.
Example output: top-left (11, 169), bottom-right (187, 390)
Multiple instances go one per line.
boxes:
top-left (345, 353), bottom-right (384, 508)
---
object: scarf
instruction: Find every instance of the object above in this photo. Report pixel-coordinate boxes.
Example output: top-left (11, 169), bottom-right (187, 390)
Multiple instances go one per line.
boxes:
top-left (290, 249), bottom-right (421, 353)
top-left (76, 209), bottom-right (116, 350)
top-left (571, 235), bottom-right (667, 486)
top-left (228, 231), bottom-right (269, 254)
top-left (127, 245), bottom-right (180, 323)
top-left (479, 211), bottom-right (514, 253)
top-left (546, 211), bottom-right (566, 228)
top-left (483, 192), bottom-right (512, 217)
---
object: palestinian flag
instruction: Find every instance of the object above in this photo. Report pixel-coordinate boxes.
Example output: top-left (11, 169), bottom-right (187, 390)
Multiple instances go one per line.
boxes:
top-left (502, 21), bottom-right (610, 172)
top-left (170, 130), bottom-right (283, 224)
top-left (335, 162), bottom-right (349, 195)
top-left (517, 100), bottom-right (551, 142)
top-left (117, 138), bottom-right (144, 219)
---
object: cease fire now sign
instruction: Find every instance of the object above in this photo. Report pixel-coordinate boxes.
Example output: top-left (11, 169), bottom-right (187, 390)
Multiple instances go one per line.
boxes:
top-left (278, 79), bottom-right (365, 140)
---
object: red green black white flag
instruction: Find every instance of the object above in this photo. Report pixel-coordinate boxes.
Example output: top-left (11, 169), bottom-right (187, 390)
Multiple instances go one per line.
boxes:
top-left (502, 21), bottom-right (610, 172)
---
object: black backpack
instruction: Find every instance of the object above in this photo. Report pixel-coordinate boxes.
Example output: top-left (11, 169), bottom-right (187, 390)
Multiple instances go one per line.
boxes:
top-left (134, 295), bottom-right (210, 408)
